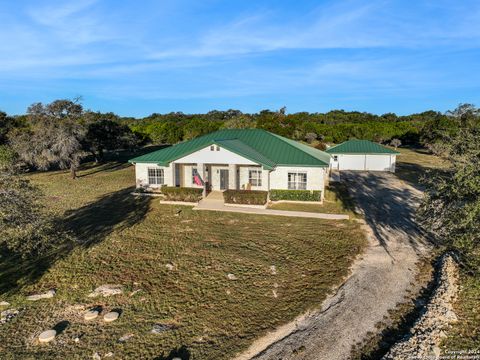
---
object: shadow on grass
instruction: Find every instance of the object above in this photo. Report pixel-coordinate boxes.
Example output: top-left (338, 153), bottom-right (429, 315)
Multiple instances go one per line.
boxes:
top-left (77, 145), bottom-right (170, 178)
top-left (154, 345), bottom-right (191, 360)
top-left (327, 182), bottom-right (358, 214)
top-left (394, 162), bottom-right (428, 191)
top-left (0, 187), bottom-right (151, 294)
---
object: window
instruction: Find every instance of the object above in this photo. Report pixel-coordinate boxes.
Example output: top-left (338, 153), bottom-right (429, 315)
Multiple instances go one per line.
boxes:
top-left (192, 167), bottom-right (199, 185)
top-left (216, 145), bottom-right (220, 151)
top-left (210, 145), bottom-right (215, 151)
top-left (248, 169), bottom-right (262, 187)
top-left (148, 168), bottom-right (164, 185)
top-left (288, 172), bottom-right (307, 190)
top-left (333, 155), bottom-right (338, 161)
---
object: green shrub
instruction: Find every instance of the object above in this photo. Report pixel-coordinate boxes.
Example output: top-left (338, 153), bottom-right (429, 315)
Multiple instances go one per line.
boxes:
top-left (161, 186), bottom-right (203, 202)
top-left (223, 190), bottom-right (268, 205)
top-left (269, 189), bottom-right (321, 202)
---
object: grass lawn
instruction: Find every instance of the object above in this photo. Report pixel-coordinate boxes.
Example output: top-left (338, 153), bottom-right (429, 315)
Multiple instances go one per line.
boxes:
top-left (393, 147), bottom-right (449, 188)
top-left (268, 183), bottom-right (360, 219)
top-left (0, 162), bottom-right (366, 359)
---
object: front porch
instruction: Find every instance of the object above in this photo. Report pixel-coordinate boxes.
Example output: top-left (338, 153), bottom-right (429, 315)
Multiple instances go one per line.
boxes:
top-left (173, 163), bottom-right (266, 196)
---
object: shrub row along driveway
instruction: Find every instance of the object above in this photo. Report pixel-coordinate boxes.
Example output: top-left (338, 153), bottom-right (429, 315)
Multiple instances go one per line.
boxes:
top-left (239, 172), bottom-right (432, 360)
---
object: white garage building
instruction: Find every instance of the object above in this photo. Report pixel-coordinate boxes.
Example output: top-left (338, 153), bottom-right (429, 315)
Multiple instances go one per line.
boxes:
top-left (326, 139), bottom-right (399, 172)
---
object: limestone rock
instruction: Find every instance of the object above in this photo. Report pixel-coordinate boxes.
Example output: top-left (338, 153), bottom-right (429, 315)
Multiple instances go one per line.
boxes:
top-left (383, 254), bottom-right (459, 359)
top-left (227, 273), bottom-right (237, 280)
top-left (270, 265), bottom-right (277, 275)
top-left (0, 301), bottom-right (9, 306)
top-left (166, 263), bottom-right (174, 271)
top-left (27, 289), bottom-right (55, 301)
top-left (118, 333), bottom-right (134, 343)
top-left (88, 285), bottom-right (123, 298)
top-left (103, 311), bottom-right (120, 322)
top-left (38, 329), bottom-right (56, 343)
top-left (1, 308), bottom-right (19, 324)
top-left (129, 289), bottom-right (142, 297)
top-left (84, 310), bottom-right (99, 321)
top-left (151, 323), bottom-right (176, 334)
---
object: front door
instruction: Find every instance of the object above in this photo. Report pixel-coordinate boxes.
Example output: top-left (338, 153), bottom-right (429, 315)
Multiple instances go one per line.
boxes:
top-left (220, 169), bottom-right (229, 190)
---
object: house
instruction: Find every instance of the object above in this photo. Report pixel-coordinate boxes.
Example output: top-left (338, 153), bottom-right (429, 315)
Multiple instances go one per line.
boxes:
top-left (128, 129), bottom-right (331, 198)
top-left (326, 139), bottom-right (399, 172)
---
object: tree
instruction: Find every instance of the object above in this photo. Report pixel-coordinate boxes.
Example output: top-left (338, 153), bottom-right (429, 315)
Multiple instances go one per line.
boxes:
top-left (446, 103), bottom-right (480, 128)
top-left (0, 111), bottom-right (17, 145)
top-left (419, 127), bottom-right (480, 269)
top-left (222, 114), bottom-right (256, 129)
top-left (304, 132), bottom-right (318, 143)
top-left (11, 99), bottom-right (86, 179)
top-left (0, 171), bottom-right (71, 257)
top-left (390, 138), bottom-right (401, 149)
top-left (0, 145), bottom-right (18, 173)
top-left (84, 119), bottom-right (139, 162)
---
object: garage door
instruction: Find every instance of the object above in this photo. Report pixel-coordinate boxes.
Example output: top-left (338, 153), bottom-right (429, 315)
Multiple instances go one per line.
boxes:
top-left (336, 154), bottom-right (394, 171)
top-left (365, 155), bottom-right (392, 171)
top-left (339, 155), bottom-right (366, 170)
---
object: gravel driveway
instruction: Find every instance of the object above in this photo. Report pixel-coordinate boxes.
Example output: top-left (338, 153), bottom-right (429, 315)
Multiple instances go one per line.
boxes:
top-left (235, 172), bottom-right (432, 360)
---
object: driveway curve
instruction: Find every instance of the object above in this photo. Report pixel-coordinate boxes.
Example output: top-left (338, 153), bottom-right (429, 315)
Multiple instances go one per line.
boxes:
top-left (235, 172), bottom-right (432, 360)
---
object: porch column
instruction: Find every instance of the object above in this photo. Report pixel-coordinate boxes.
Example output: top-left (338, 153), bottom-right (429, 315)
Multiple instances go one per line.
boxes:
top-left (228, 164), bottom-right (236, 190)
top-left (171, 162), bottom-right (176, 187)
top-left (198, 162), bottom-right (206, 197)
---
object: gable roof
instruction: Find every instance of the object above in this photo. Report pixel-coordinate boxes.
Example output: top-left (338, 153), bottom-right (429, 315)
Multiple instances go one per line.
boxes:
top-left (129, 129), bottom-right (330, 169)
top-left (325, 139), bottom-right (400, 155)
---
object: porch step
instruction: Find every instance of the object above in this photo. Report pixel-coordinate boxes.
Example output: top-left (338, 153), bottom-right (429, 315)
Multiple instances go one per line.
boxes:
top-left (197, 191), bottom-right (224, 209)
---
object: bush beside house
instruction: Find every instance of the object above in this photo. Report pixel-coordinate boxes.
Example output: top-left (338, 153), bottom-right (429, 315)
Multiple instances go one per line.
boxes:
top-left (269, 189), bottom-right (321, 202)
top-left (161, 186), bottom-right (203, 202)
top-left (223, 190), bottom-right (268, 205)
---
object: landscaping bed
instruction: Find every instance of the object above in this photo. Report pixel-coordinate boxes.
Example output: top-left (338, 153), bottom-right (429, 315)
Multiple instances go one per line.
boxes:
top-left (269, 189), bottom-right (321, 202)
top-left (223, 189), bottom-right (268, 205)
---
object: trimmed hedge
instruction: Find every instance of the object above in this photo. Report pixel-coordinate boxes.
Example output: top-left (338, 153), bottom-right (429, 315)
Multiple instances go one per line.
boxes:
top-left (223, 190), bottom-right (268, 205)
top-left (269, 189), bottom-right (321, 202)
top-left (161, 186), bottom-right (203, 202)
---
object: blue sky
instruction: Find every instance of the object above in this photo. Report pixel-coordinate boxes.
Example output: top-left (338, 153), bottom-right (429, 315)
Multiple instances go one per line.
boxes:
top-left (1, 0), bottom-right (479, 117)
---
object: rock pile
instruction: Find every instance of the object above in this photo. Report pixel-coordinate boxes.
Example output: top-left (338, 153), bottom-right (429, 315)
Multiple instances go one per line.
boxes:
top-left (383, 254), bottom-right (459, 359)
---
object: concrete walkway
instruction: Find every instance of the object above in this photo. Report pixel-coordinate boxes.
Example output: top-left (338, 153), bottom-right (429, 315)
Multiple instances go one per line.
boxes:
top-left (193, 191), bottom-right (349, 220)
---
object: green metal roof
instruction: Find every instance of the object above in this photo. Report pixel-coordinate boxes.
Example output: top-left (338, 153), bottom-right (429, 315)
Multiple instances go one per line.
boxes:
top-left (325, 139), bottom-right (400, 155)
top-left (129, 129), bottom-right (330, 169)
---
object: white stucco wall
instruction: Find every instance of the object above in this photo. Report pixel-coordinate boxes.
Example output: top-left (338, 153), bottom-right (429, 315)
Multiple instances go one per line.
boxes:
top-left (269, 166), bottom-right (327, 194)
top-left (175, 145), bottom-right (257, 165)
top-left (135, 163), bottom-right (174, 188)
top-left (330, 154), bottom-right (396, 172)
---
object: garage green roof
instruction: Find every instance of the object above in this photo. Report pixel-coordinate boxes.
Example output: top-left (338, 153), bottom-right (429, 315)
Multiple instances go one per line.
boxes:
top-left (325, 139), bottom-right (400, 155)
top-left (129, 129), bottom-right (330, 169)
